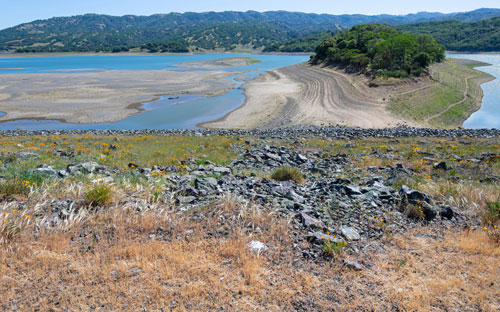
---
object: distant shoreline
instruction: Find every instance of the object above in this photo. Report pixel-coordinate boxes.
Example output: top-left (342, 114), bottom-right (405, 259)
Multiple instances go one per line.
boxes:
top-left (1, 50), bottom-right (500, 58)
top-left (0, 51), bottom-right (313, 58)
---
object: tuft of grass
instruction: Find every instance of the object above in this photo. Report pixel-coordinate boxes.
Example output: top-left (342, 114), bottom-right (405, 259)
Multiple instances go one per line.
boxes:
top-left (483, 201), bottom-right (500, 225)
top-left (85, 183), bottom-right (112, 207)
top-left (405, 204), bottom-right (424, 220)
top-left (322, 240), bottom-right (346, 257)
top-left (270, 166), bottom-right (305, 184)
top-left (0, 179), bottom-right (31, 201)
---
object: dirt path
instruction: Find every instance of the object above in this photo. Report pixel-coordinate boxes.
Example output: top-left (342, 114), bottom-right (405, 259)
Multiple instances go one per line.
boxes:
top-left (424, 75), bottom-right (472, 123)
top-left (205, 63), bottom-right (408, 129)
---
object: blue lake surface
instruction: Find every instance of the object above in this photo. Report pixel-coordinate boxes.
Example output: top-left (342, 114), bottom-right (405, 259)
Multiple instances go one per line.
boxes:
top-left (0, 53), bottom-right (498, 129)
top-left (0, 54), bottom-right (309, 130)
top-left (447, 54), bottom-right (500, 129)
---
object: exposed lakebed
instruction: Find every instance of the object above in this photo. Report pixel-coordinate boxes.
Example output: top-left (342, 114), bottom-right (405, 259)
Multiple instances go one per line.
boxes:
top-left (0, 53), bottom-right (498, 129)
top-left (0, 54), bottom-right (308, 130)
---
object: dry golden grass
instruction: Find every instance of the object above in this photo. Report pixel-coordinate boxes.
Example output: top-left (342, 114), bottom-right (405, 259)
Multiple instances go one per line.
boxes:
top-left (1, 135), bottom-right (500, 311)
top-left (1, 198), bottom-right (499, 311)
top-left (367, 229), bottom-right (500, 311)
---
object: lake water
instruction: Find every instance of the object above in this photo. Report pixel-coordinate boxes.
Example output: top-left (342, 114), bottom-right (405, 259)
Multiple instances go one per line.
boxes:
top-left (446, 54), bottom-right (500, 129)
top-left (0, 53), bottom-right (499, 130)
top-left (0, 54), bottom-right (309, 130)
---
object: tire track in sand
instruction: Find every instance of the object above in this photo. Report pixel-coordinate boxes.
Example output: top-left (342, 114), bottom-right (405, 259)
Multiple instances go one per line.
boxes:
top-left (270, 63), bottom-right (401, 128)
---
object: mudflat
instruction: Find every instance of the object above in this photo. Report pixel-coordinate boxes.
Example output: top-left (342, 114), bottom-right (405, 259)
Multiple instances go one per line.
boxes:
top-left (0, 69), bottom-right (241, 124)
top-left (205, 63), bottom-right (413, 129)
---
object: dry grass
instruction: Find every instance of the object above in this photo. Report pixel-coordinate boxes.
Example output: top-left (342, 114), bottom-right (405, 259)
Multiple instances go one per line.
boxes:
top-left (270, 166), bottom-right (305, 184)
top-left (1, 135), bottom-right (500, 310)
top-left (1, 197), bottom-right (499, 311)
top-left (366, 228), bottom-right (500, 311)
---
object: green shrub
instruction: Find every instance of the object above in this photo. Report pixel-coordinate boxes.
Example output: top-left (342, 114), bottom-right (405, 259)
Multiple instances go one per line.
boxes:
top-left (0, 179), bottom-right (31, 200)
top-left (484, 201), bottom-right (500, 224)
top-left (322, 241), bottom-right (347, 257)
top-left (270, 166), bottom-right (305, 184)
top-left (85, 183), bottom-right (112, 207)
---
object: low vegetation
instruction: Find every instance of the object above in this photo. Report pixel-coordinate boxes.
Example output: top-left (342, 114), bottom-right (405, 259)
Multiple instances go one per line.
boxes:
top-left (312, 24), bottom-right (445, 78)
top-left (270, 166), bottom-right (305, 184)
top-left (0, 133), bottom-right (499, 310)
top-left (388, 59), bottom-right (494, 127)
top-left (85, 183), bottom-right (112, 207)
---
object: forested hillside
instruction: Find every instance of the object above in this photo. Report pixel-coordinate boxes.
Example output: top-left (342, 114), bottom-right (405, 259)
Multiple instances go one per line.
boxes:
top-left (398, 17), bottom-right (500, 51)
top-left (1, 9), bottom-right (500, 53)
top-left (263, 31), bottom-right (338, 52)
top-left (311, 24), bottom-right (445, 78)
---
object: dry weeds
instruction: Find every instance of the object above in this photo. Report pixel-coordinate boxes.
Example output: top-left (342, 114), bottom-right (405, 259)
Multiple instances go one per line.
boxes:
top-left (1, 199), bottom-right (499, 311)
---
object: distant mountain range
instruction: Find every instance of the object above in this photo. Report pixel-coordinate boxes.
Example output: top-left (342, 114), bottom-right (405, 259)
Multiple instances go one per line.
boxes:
top-left (1, 8), bottom-right (500, 53)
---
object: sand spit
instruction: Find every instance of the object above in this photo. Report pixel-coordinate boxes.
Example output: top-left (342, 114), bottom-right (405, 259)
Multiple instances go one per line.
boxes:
top-left (0, 69), bottom-right (241, 124)
top-left (205, 63), bottom-right (415, 129)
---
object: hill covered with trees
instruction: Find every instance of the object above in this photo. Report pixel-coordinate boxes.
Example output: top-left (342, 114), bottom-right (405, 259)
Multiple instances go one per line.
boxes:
top-left (398, 17), bottom-right (500, 52)
top-left (311, 24), bottom-right (445, 78)
top-left (1, 9), bottom-right (500, 53)
top-left (263, 31), bottom-right (339, 52)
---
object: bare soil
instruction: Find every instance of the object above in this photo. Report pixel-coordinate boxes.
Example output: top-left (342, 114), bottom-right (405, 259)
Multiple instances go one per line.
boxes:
top-left (205, 63), bottom-right (418, 129)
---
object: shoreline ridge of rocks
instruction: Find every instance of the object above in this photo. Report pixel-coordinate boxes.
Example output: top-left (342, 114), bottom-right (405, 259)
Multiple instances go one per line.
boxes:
top-left (0, 125), bottom-right (499, 138)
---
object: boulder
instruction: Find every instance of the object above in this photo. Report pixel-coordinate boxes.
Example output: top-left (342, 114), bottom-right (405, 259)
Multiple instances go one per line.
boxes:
top-left (400, 185), bottom-right (432, 205)
top-left (340, 226), bottom-right (361, 241)
top-left (433, 161), bottom-right (448, 170)
top-left (440, 206), bottom-right (454, 219)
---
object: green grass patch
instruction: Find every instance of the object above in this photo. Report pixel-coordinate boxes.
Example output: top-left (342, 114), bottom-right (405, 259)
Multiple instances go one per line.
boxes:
top-left (322, 240), bottom-right (346, 257)
top-left (0, 179), bottom-right (30, 201)
top-left (85, 183), bottom-right (112, 207)
top-left (270, 166), bottom-right (305, 184)
top-left (388, 59), bottom-right (494, 128)
top-left (483, 201), bottom-right (500, 225)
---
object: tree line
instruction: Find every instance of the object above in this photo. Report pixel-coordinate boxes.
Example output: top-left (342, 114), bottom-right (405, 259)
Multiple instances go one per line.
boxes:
top-left (311, 24), bottom-right (445, 78)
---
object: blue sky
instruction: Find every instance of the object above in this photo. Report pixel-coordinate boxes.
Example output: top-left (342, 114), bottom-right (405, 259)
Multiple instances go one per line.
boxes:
top-left (1, 0), bottom-right (499, 30)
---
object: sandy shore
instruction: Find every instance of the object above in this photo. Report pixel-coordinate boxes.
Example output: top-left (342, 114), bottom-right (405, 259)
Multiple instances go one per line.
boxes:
top-left (0, 68), bottom-right (241, 124)
top-left (205, 63), bottom-right (415, 129)
top-left (176, 57), bottom-right (260, 69)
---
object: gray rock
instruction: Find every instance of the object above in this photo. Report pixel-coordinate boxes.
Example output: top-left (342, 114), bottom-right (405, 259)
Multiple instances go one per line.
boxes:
top-left (213, 167), bottom-right (232, 175)
top-left (298, 212), bottom-right (323, 229)
top-left (343, 260), bottom-right (363, 271)
top-left (433, 161), bottom-right (448, 170)
top-left (296, 154), bottom-right (308, 163)
top-left (400, 185), bottom-right (432, 205)
top-left (195, 177), bottom-right (218, 192)
top-left (340, 226), bottom-right (361, 241)
top-left (178, 196), bottom-right (197, 205)
top-left (440, 206), bottom-right (454, 219)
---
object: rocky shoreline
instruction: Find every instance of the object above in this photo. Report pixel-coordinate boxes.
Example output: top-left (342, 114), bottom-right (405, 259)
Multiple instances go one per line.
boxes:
top-left (0, 125), bottom-right (499, 138)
